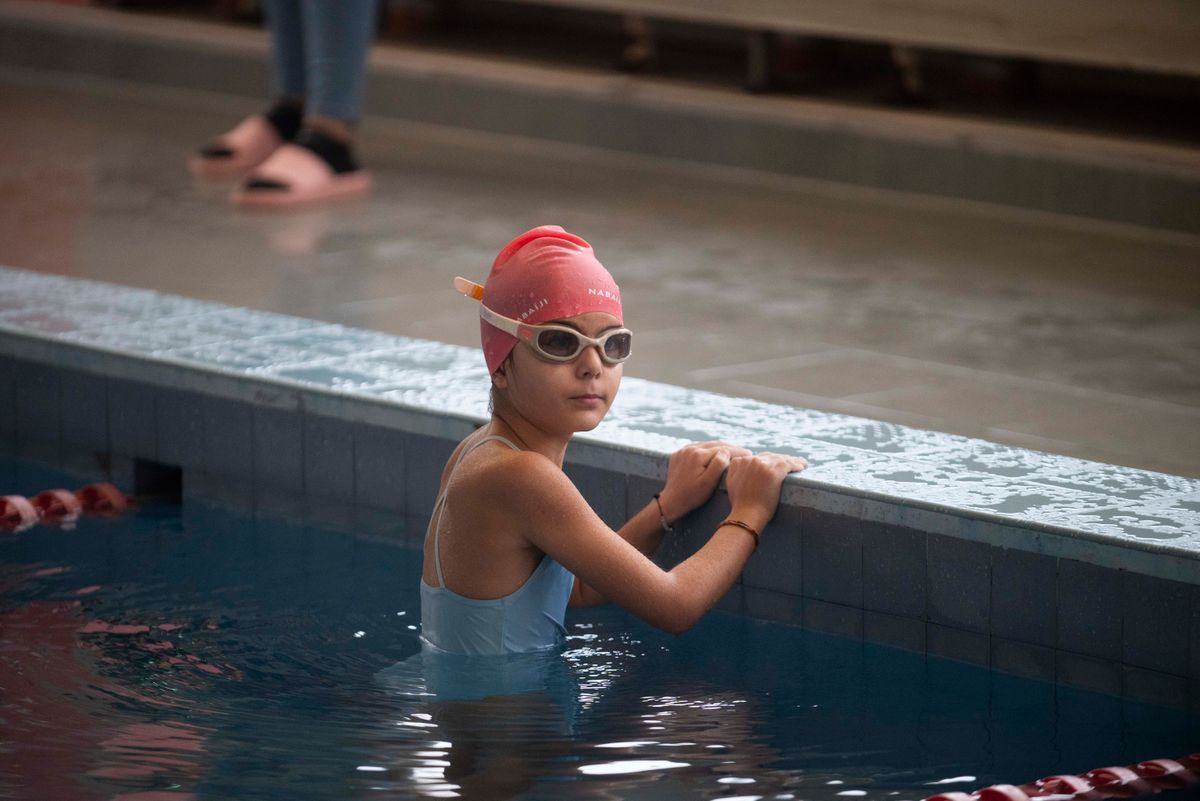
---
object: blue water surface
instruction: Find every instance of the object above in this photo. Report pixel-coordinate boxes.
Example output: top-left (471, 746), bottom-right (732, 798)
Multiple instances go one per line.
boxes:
top-left (0, 460), bottom-right (1196, 801)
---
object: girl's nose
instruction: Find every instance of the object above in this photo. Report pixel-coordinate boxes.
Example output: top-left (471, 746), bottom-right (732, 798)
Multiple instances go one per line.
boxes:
top-left (576, 343), bottom-right (604, 376)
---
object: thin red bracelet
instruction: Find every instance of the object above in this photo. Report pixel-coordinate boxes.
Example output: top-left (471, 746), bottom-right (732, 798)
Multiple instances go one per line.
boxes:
top-left (719, 519), bottom-right (760, 550)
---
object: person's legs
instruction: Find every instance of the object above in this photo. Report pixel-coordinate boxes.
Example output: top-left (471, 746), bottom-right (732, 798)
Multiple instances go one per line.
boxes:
top-left (229, 0), bottom-right (378, 204)
top-left (264, 0), bottom-right (307, 105)
top-left (189, 0), bottom-right (306, 176)
top-left (299, 0), bottom-right (379, 135)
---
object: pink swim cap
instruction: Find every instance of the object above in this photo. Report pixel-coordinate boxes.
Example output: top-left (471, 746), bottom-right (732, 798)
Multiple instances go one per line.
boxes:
top-left (480, 226), bottom-right (622, 374)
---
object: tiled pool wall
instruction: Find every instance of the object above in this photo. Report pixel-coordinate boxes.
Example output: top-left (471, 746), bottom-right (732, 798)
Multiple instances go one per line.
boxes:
top-left (3, 267), bottom-right (1198, 712)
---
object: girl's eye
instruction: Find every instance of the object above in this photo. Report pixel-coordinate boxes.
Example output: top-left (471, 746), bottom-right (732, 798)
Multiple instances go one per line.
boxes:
top-left (538, 330), bottom-right (580, 357)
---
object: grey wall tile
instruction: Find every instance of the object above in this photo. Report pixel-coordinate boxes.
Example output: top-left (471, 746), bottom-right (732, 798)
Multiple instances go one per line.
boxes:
top-left (714, 584), bottom-right (744, 615)
top-left (0, 356), bottom-right (15, 434)
top-left (107, 377), bottom-right (155, 459)
top-left (801, 509), bottom-right (862, 607)
top-left (16, 360), bottom-right (60, 444)
top-left (927, 624), bottom-right (989, 667)
top-left (59, 368), bottom-right (107, 451)
top-left (862, 522), bottom-right (925, 618)
top-left (191, 470), bottom-right (255, 517)
top-left (927, 535), bottom-right (991, 633)
top-left (863, 610), bottom-right (925, 652)
top-left (156, 387), bottom-right (205, 469)
top-left (354, 424), bottom-right (406, 512)
top-left (626, 472), bottom-right (706, 568)
top-left (107, 454), bottom-right (137, 492)
top-left (803, 598), bottom-right (863, 640)
top-left (1056, 558), bottom-right (1122, 661)
top-left (743, 586), bottom-right (802, 626)
top-left (1122, 666), bottom-right (1188, 709)
top-left (304, 494), bottom-right (356, 533)
top-left (1193, 587), bottom-right (1200, 680)
top-left (254, 406), bottom-right (303, 492)
top-left (626, 474), bottom-right (662, 522)
top-left (1056, 652), bottom-right (1120, 697)
top-left (991, 638), bottom-right (1055, 682)
top-left (563, 462), bottom-right (626, 529)
top-left (202, 395), bottom-right (253, 479)
top-left (254, 484), bottom-right (306, 526)
top-left (656, 489), bottom-right (730, 570)
top-left (304, 414), bottom-right (355, 502)
top-left (0, 450), bottom-right (21, 489)
top-left (1121, 572), bottom-right (1190, 676)
top-left (991, 547), bottom-right (1057, 648)
top-left (743, 502), bottom-right (802, 596)
top-left (402, 512), bottom-right (434, 549)
top-left (59, 446), bottom-right (106, 481)
top-left (628, 474), bottom-right (696, 568)
top-left (354, 506), bottom-right (410, 544)
top-left (405, 433), bottom-right (458, 519)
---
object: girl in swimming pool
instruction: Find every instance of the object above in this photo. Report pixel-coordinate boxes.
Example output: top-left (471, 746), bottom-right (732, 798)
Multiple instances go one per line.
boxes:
top-left (420, 225), bottom-right (808, 655)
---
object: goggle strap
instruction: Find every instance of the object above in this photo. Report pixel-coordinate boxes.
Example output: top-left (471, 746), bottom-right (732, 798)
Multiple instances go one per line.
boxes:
top-left (453, 276), bottom-right (485, 301)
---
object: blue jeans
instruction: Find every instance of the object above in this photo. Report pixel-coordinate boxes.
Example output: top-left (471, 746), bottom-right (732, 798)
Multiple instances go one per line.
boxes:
top-left (264, 0), bottom-right (379, 124)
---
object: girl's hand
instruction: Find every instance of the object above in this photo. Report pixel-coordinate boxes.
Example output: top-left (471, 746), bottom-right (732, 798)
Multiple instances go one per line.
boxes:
top-left (657, 441), bottom-right (751, 523)
top-left (725, 452), bottom-right (809, 531)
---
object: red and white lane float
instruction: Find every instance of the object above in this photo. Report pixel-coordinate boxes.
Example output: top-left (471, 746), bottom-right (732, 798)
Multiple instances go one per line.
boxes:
top-left (1136, 759), bottom-right (1200, 792)
top-left (0, 494), bottom-right (39, 532)
top-left (1, 483), bottom-right (132, 532)
top-left (31, 489), bottom-right (83, 523)
top-left (923, 752), bottom-right (1200, 801)
top-left (75, 482), bottom-right (130, 516)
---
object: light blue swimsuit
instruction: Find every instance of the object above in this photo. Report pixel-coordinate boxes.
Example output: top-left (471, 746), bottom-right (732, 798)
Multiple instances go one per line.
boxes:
top-left (420, 435), bottom-right (576, 656)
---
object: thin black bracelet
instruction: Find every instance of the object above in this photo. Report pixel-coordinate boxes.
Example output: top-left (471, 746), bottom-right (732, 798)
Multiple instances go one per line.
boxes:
top-left (652, 493), bottom-right (674, 533)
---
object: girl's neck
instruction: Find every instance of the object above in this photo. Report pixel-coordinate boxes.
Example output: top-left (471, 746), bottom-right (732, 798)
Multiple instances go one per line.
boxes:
top-left (488, 408), bottom-right (570, 466)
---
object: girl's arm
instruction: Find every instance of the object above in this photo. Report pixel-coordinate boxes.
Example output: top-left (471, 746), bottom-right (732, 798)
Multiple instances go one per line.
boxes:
top-left (500, 449), bottom-right (805, 633)
top-left (570, 441), bottom-right (749, 607)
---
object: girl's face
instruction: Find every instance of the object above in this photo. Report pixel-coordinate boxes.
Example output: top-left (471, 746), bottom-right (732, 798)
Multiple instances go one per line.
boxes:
top-left (494, 311), bottom-right (624, 436)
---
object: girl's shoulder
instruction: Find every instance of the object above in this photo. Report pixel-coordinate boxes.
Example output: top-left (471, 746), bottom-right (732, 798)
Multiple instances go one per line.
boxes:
top-left (453, 439), bottom-right (574, 511)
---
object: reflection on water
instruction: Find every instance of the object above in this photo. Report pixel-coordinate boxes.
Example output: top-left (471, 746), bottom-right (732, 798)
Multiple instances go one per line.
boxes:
top-left (0, 495), bottom-right (1196, 801)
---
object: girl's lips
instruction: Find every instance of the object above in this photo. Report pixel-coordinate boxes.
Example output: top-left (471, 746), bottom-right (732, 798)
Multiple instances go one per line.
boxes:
top-left (570, 394), bottom-right (605, 406)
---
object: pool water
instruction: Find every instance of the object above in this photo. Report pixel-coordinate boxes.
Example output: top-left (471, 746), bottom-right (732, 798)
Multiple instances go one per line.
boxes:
top-left (1, 477), bottom-right (1197, 800)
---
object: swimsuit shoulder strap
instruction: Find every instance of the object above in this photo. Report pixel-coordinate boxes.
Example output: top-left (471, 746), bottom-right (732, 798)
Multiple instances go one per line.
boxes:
top-left (432, 434), bottom-right (521, 587)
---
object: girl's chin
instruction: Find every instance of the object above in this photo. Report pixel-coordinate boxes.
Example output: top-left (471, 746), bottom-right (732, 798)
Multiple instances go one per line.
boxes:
top-left (567, 409), bottom-right (609, 434)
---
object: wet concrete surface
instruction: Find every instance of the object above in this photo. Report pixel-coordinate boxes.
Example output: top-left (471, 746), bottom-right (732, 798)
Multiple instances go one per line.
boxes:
top-left (2, 67), bottom-right (1198, 477)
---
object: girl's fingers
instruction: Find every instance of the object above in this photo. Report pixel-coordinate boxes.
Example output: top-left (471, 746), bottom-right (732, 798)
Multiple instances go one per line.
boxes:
top-left (702, 449), bottom-right (732, 477)
top-left (755, 452), bottom-right (808, 468)
top-left (690, 441), bottom-right (752, 459)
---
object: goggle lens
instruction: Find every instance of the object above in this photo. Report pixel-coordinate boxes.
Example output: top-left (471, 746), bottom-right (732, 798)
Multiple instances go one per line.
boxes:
top-left (537, 329), bottom-right (583, 359)
top-left (603, 331), bottom-right (632, 361)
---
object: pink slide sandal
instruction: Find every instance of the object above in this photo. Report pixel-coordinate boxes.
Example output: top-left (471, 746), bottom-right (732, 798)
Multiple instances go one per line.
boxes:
top-left (231, 143), bottom-right (371, 208)
top-left (188, 115), bottom-right (284, 178)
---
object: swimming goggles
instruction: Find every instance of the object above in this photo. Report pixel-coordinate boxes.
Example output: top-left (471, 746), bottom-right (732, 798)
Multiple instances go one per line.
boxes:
top-left (455, 277), bottom-right (633, 364)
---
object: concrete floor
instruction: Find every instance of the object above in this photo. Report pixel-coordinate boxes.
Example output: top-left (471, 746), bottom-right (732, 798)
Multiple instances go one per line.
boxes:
top-left (3, 67), bottom-right (1199, 477)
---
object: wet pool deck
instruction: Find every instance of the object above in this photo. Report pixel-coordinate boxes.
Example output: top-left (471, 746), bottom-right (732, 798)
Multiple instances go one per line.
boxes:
top-left (1, 1), bottom-right (1199, 480)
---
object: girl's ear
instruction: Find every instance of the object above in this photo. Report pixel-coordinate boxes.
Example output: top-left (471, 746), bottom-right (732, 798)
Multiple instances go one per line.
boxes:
top-left (491, 364), bottom-right (509, 391)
